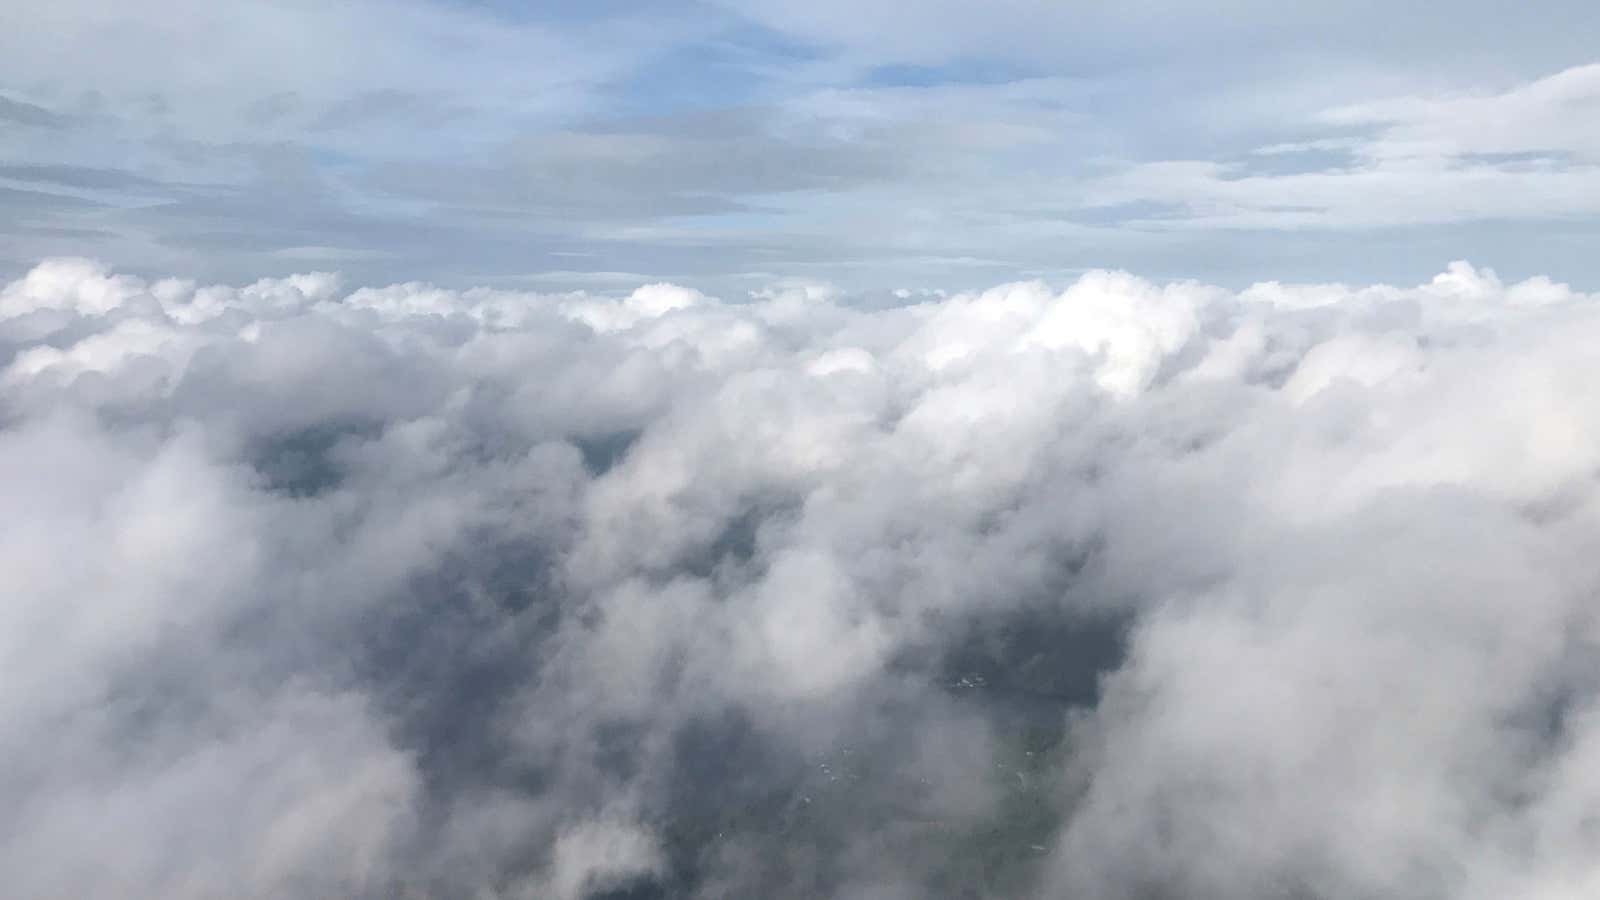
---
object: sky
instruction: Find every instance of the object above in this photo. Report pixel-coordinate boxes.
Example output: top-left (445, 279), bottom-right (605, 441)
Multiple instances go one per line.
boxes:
top-left (3, 0), bottom-right (1599, 292)
top-left (10, 5), bottom-right (1600, 900)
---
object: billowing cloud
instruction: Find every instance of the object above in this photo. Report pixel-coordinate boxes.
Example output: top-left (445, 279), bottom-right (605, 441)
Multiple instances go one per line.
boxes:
top-left (5, 256), bottom-right (1600, 898)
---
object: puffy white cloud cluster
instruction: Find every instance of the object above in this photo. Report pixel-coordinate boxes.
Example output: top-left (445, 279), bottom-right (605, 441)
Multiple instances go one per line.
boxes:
top-left (5, 256), bottom-right (1600, 898)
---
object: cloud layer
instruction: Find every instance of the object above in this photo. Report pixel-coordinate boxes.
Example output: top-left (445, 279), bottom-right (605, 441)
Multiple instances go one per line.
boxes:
top-left (5, 1), bottom-right (1598, 289)
top-left (6, 257), bottom-right (1600, 898)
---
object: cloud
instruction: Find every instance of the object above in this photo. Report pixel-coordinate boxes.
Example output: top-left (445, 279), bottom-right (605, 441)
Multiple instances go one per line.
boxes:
top-left (0, 0), bottom-right (649, 141)
top-left (5, 255), bottom-right (1600, 897)
top-left (712, 0), bottom-right (1599, 81)
top-left (1319, 63), bottom-right (1600, 161)
top-left (1084, 64), bottom-right (1600, 231)
top-left (365, 105), bottom-right (908, 227)
top-left (5, 1), bottom-right (1598, 288)
top-left (0, 164), bottom-right (167, 192)
top-left (0, 94), bottom-right (66, 128)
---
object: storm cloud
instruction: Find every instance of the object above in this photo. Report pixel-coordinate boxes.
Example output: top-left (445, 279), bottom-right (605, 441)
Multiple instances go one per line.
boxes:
top-left (5, 257), bottom-right (1600, 898)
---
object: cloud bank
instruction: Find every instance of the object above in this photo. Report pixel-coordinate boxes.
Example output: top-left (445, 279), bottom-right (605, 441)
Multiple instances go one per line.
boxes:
top-left (5, 257), bottom-right (1600, 898)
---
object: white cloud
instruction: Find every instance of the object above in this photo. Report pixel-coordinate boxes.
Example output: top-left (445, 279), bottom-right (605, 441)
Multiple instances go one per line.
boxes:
top-left (1321, 63), bottom-right (1600, 161)
top-left (1088, 63), bottom-right (1600, 230)
top-left (6, 256), bottom-right (1600, 897)
top-left (547, 818), bottom-right (665, 900)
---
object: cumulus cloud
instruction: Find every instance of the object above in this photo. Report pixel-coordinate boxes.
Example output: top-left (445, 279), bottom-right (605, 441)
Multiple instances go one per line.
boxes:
top-left (5, 255), bottom-right (1600, 898)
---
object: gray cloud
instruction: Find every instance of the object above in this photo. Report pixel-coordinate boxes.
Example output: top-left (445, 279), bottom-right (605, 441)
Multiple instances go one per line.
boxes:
top-left (0, 185), bottom-right (103, 212)
top-left (368, 106), bottom-right (904, 223)
top-left (0, 164), bottom-right (167, 192)
top-left (714, 0), bottom-right (1600, 77)
top-left (309, 90), bottom-right (470, 133)
top-left (0, 94), bottom-right (66, 128)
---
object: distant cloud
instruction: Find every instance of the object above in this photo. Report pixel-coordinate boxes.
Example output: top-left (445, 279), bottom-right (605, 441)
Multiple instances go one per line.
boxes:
top-left (1084, 63), bottom-right (1600, 230)
top-left (4, 2), bottom-right (1597, 288)
top-left (0, 94), bottom-right (65, 128)
top-left (0, 163), bottom-right (165, 191)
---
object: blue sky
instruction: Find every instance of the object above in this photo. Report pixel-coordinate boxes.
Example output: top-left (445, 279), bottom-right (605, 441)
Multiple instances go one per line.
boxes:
top-left (2, 0), bottom-right (1598, 292)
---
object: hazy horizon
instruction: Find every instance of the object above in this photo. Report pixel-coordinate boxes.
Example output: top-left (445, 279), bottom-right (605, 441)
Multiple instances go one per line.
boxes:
top-left (4, 2), bottom-right (1600, 293)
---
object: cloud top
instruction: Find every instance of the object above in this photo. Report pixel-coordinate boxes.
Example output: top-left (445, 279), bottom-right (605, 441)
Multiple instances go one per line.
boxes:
top-left (5, 257), bottom-right (1600, 898)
